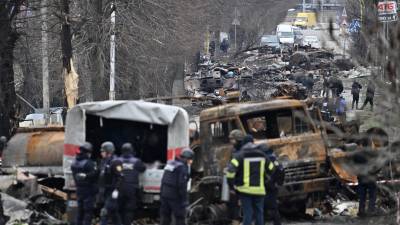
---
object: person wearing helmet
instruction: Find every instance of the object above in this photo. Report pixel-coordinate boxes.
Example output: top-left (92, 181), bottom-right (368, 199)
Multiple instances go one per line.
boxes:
top-left (111, 143), bottom-right (146, 225)
top-left (98, 142), bottom-right (121, 225)
top-left (160, 148), bottom-right (194, 225)
top-left (71, 142), bottom-right (99, 225)
top-left (225, 141), bottom-right (275, 225)
top-left (228, 130), bottom-right (250, 225)
top-left (229, 129), bottom-right (245, 153)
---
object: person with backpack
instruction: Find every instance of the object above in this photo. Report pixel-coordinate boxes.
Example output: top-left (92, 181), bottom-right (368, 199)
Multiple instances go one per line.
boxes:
top-left (258, 144), bottom-right (284, 225)
top-left (351, 80), bottom-right (362, 109)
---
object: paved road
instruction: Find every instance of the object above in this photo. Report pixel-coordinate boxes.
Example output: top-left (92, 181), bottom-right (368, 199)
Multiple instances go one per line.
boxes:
top-left (301, 28), bottom-right (346, 55)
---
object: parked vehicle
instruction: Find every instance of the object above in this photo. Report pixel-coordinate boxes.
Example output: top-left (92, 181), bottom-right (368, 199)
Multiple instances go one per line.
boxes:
top-left (302, 35), bottom-right (321, 48)
top-left (260, 35), bottom-right (280, 52)
top-left (276, 24), bottom-right (295, 46)
top-left (293, 12), bottom-right (317, 29)
top-left (63, 101), bottom-right (190, 222)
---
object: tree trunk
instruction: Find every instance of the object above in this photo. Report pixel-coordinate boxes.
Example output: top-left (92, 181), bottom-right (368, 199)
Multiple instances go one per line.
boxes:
top-left (60, 0), bottom-right (79, 108)
top-left (0, 3), bottom-right (20, 137)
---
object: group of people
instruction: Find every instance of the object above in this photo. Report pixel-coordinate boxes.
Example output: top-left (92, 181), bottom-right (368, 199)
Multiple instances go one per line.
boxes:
top-left (225, 130), bottom-right (285, 225)
top-left (351, 80), bottom-right (375, 111)
top-left (71, 141), bottom-right (194, 225)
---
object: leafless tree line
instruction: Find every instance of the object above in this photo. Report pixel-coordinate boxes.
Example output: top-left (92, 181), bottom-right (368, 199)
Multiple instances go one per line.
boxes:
top-left (1, 0), bottom-right (297, 137)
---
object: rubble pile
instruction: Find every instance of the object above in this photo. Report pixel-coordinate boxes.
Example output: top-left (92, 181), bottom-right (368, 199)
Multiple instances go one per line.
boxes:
top-left (185, 44), bottom-right (363, 104)
top-left (0, 170), bottom-right (66, 225)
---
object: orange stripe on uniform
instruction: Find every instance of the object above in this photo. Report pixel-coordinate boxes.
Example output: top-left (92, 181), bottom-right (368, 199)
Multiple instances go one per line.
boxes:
top-left (64, 144), bottom-right (80, 156)
top-left (167, 147), bottom-right (183, 160)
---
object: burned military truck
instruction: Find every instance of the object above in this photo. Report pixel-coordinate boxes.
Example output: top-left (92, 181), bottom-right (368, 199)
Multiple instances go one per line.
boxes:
top-left (190, 99), bottom-right (334, 215)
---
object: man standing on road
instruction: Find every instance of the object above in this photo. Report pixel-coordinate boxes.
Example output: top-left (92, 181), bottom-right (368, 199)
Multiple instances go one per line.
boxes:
top-left (354, 137), bottom-right (379, 217)
top-left (98, 142), bottom-right (121, 225)
top-left (258, 144), bottom-right (284, 225)
top-left (160, 148), bottom-right (194, 225)
top-left (303, 73), bottom-right (315, 97)
top-left (112, 143), bottom-right (146, 225)
top-left (351, 80), bottom-right (362, 109)
top-left (226, 141), bottom-right (275, 225)
top-left (336, 95), bottom-right (347, 123)
top-left (360, 81), bottom-right (375, 111)
top-left (71, 142), bottom-right (99, 225)
top-left (228, 130), bottom-right (246, 225)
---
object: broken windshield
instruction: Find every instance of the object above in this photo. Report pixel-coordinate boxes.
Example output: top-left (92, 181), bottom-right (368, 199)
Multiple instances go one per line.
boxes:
top-left (240, 107), bottom-right (314, 139)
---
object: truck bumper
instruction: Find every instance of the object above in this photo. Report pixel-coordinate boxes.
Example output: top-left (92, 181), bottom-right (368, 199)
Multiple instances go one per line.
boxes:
top-left (279, 177), bottom-right (335, 199)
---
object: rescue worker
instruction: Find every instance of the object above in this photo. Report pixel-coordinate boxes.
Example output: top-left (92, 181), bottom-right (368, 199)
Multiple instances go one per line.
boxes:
top-left (98, 142), bottom-right (121, 225)
top-left (351, 80), bottom-right (362, 109)
top-left (112, 143), bottom-right (146, 225)
top-left (160, 148), bottom-right (194, 225)
top-left (229, 129), bottom-right (245, 153)
top-left (71, 142), bottom-right (98, 225)
top-left (226, 140), bottom-right (275, 225)
top-left (360, 81), bottom-right (375, 111)
top-left (259, 144), bottom-right (284, 225)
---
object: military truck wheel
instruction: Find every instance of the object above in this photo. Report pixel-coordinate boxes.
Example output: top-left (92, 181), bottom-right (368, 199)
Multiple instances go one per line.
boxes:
top-left (187, 204), bottom-right (205, 225)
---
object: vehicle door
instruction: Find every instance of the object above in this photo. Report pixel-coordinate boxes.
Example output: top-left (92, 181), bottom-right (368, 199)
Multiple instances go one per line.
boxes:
top-left (200, 117), bottom-right (240, 176)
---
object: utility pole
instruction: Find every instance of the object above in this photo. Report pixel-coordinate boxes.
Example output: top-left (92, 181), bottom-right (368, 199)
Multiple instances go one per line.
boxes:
top-left (232, 7), bottom-right (240, 51)
top-left (234, 7), bottom-right (238, 50)
top-left (302, 0), bottom-right (306, 12)
top-left (109, 2), bottom-right (116, 100)
top-left (41, 0), bottom-right (49, 121)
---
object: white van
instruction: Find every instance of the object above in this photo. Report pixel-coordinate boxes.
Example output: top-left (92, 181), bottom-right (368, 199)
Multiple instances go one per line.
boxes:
top-left (276, 24), bottom-right (295, 46)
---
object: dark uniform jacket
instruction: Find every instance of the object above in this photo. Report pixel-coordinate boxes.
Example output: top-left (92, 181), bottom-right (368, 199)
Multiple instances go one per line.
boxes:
top-left (71, 154), bottom-right (99, 197)
top-left (99, 156), bottom-right (116, 195)
top-left (160, 159), bottom-right (190, 202)
top-left (112, 154), bottom-right (146, 193)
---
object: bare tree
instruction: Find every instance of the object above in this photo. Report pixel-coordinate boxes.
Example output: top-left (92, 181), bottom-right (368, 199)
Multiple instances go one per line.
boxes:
top-left (0, 1), bottom-right (24, 137)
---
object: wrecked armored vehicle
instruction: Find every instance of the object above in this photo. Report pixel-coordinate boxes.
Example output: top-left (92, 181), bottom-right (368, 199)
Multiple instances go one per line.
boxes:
top-left (190, 99), bottom-right (335, 216)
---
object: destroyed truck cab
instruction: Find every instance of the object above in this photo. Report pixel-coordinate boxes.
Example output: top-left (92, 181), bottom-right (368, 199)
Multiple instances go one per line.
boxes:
top-left (63, 101), bottom-right (189, 221)
top-left (192, 99), bottom-right (334, 209)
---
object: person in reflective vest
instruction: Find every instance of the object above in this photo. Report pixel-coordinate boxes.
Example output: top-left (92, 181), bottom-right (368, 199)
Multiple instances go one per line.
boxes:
top-left (225, 142), bottom-right (275, 225)
top-left (160, 148), bottom-right (194, 225)
top-left (71, 142), bottom-right (99, 225)
top-left (112, 143), bottom-right (146, 225)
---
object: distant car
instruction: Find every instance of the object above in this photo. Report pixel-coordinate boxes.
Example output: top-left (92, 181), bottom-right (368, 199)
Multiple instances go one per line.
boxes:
top-left (302, 35), bottom-right (321, 48)
top-left (260, 35), bottom-right (280, 52)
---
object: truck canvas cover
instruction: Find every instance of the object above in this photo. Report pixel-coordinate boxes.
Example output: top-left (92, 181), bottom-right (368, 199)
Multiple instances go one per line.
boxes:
top-left (63, 100), bottom-right (189, 190)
